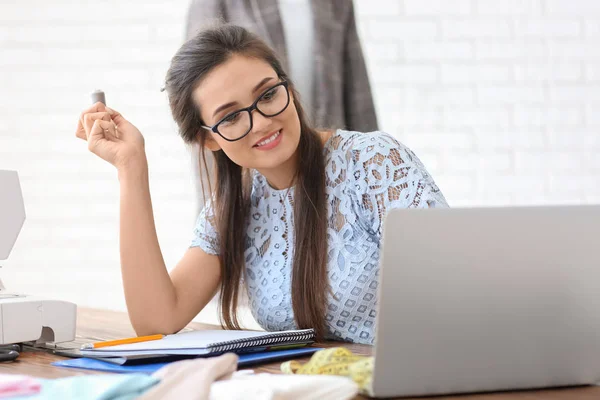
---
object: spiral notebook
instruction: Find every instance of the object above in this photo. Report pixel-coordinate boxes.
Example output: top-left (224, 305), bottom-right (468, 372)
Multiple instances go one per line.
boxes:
top-left (80, 329), bottom-right (315, 359)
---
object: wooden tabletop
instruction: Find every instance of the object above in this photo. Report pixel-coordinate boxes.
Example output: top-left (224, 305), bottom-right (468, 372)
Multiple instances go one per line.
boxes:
top-left (0, 308), bottom-right (599, 399)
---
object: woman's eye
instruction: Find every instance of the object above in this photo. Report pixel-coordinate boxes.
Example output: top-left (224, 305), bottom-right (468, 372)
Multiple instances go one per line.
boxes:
top-left (222, 112), bottom-right (240, 124)
top-left (262, 88), bottom-right (277, 100)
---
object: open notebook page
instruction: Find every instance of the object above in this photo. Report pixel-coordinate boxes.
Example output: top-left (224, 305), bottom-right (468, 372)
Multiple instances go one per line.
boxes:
top-left (86, 329), bottom-right (314, 352)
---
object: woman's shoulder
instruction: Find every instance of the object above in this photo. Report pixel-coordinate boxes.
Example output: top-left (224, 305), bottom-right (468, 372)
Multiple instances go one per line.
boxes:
top-left (326, 129), bottom-right (414, 164)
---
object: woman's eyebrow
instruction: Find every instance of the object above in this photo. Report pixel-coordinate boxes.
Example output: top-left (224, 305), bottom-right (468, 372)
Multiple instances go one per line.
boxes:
top-left (212, 101), bottom-right (238, 118)
top-left (212, 77), bottom-right (276, 119)
top-left (252, 76), bottom-right (274, 93)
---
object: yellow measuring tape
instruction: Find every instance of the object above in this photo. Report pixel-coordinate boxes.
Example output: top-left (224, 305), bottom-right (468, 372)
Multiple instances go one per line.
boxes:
top-left (281, 347), bottom-right (374, 395)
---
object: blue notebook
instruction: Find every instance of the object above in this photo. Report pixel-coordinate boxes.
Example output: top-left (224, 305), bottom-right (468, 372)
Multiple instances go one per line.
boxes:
top-left (52, 347), bottom-right (321, 374)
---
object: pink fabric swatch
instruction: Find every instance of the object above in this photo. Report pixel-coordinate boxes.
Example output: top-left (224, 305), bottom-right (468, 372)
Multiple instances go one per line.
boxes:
top-left (0, 373), bottom-right (42, 398)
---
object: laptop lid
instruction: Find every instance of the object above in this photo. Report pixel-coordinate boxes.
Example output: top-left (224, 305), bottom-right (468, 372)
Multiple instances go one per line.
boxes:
top-left (372, 205), bottom-right (600, 397)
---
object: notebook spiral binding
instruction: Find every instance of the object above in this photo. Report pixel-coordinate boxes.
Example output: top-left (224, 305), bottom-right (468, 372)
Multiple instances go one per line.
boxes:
top-left (208, 329), bottom-right (315, 353)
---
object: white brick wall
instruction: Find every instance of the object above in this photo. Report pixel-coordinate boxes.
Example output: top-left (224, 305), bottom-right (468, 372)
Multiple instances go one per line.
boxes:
top-left (1, 0), bottom-right (599, 325)
top-left (355, 0), bottom-right (600, 207)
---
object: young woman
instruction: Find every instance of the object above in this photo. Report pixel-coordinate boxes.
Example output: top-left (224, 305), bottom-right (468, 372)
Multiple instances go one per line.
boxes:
top-left (75, 24), bottom-right (448, 345)
top-left (184, 0), bottom-right (379, 214)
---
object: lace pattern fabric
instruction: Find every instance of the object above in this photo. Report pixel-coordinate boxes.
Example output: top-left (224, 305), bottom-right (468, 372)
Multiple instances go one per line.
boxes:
top-left (191, 130), bottom-right (449, 344)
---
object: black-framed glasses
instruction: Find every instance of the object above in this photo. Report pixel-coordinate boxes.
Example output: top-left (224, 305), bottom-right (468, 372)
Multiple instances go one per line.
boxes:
top-left (201, 81), bottom-right (291, 142)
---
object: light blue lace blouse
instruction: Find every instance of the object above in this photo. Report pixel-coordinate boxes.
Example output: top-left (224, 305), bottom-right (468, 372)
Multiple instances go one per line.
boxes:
top-left (191, 130), bottom-right (449, 344)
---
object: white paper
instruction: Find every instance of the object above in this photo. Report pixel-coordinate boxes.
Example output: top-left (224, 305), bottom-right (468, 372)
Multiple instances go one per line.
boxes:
top-left (84, 329), bottom-right (314, 353)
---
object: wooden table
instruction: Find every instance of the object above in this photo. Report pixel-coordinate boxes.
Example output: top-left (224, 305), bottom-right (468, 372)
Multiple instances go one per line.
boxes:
top-left (1, 308), bottom-right (599, 399)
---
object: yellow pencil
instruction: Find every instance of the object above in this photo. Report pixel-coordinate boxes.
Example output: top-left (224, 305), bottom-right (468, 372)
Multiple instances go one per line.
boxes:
top-left (81, 334), bottom-right (164, 350)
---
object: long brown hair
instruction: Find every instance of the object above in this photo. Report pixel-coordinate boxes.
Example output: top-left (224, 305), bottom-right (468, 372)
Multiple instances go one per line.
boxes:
top-left (164, 24), bottom-right (328, 339)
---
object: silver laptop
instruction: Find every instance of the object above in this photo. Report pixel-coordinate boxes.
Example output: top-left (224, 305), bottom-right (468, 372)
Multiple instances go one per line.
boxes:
top-left (372, 205), bottom-right (600, 398)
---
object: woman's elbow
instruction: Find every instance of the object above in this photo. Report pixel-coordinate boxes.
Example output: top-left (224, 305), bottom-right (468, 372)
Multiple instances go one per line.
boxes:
top-left (129, 315), bottom-right (179, 337)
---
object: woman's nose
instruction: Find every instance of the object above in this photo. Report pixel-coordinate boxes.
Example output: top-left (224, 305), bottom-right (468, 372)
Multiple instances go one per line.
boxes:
top-left (250, 109), bottom-right (272, 133)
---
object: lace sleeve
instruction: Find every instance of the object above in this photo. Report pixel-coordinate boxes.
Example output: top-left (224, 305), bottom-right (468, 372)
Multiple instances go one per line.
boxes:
top-left (190, 202), bottom-right (220, 255)
top-left (349, 131), bottom-right (448, 236)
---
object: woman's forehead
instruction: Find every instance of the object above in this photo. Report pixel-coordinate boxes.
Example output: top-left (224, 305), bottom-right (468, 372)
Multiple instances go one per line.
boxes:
top-left (193, 55), bottom-right (277, 110)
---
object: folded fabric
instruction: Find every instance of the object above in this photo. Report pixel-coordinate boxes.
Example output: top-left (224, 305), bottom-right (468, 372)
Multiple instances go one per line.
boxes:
top-left (138, 353), bottom-right (357, 400)
top-left (0, 373), bottom-right (41, 398)
top-left (281, 347), bottom-right (374, 396)
top-left (19, 374), bottom-right (158, 400)
top-left (209, 370), bottom-right (358, 400)
top-left (138, 353), bottom-right (238, 400)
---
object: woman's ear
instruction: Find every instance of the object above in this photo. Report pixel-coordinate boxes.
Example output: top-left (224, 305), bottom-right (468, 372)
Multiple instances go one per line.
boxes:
top-left (199, 131), bottom-right (222, 151)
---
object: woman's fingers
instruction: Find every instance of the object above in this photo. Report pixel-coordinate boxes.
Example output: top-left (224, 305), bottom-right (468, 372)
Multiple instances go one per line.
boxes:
top-left (84, 112), bottom-right (111, 136)
top-left (79, 112), bottom-right (113, 141)
top-left (75, 103), bottom-right (143, 167)
top-left (105, 106), bottom-right (126, 127)
top-left (76, 102), bottom-right (107, 139)
top-left (88, 119), bottom-right (118, 151)
top-left (76, 103), bottom-right (122, 141)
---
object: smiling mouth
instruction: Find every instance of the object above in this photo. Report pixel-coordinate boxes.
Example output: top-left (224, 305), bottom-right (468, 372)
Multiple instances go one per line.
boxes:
top-left (253, 130), bottom-right (281, 148)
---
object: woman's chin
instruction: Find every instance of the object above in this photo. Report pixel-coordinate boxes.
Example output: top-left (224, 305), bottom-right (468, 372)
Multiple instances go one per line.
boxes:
top-left (255, 144), bottom-right (298, 171)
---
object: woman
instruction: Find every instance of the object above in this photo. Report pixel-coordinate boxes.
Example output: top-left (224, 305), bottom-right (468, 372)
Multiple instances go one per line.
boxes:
top-left (184, 0), bottom-right (379, 212)
top-left (75, 24), bottom-right (448, 344)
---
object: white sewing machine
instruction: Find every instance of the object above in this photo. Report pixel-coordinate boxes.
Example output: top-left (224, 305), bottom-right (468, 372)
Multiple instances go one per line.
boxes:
top-left (0, 170), bottom-right (76, 345)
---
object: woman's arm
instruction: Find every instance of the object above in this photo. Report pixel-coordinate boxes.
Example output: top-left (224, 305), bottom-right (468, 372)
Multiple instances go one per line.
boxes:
top-left (118, 163), bottom-right (221, 336)
top-left (76, 103), bottom-right (221, 336)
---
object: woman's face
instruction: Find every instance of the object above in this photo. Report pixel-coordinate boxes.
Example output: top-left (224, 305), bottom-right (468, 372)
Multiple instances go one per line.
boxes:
top-left (193, 54), bottom-right (301, 171)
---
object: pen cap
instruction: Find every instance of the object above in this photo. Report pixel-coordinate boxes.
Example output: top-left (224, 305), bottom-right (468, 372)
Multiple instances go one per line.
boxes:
top-left (91, 90), bottom-right (106, 105)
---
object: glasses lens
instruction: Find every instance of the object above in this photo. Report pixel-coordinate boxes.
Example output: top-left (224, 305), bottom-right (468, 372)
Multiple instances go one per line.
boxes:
top-left (257, 84), bottom-right (289, 116)
top-left (217, 110), bottom-right (251, 140)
